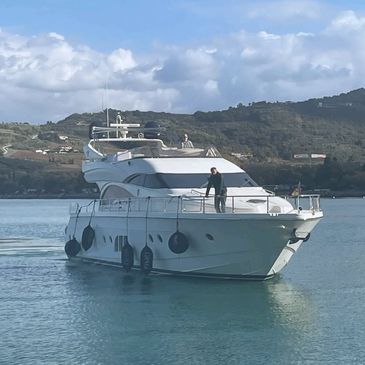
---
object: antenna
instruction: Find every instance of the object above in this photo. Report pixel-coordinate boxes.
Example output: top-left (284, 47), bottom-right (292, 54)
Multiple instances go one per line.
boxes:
top-left (105, 78), bottom-right (109, 128)
top-left (105, 78), bottom-right (110, 138)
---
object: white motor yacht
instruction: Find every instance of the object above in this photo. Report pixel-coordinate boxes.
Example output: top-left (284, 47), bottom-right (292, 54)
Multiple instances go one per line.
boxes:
top-left (65, 122), bottom-right (323, 280)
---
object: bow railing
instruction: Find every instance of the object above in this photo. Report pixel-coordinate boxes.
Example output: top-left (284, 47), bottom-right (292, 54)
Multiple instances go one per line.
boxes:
top-left (69, 194), bottom-right (321, 216)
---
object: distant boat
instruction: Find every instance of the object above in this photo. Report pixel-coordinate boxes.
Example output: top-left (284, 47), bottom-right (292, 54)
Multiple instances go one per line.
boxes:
top-left (65, 120), bottom-right (323, 280)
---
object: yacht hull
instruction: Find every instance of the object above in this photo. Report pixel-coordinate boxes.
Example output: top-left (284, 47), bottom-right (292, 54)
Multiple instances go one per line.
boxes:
top-left (65, 210), bottom-right (322, 280)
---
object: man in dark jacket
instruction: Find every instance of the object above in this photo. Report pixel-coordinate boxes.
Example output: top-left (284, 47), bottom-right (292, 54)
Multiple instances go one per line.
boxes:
top-left (205, 167), bottom-right (227, 213)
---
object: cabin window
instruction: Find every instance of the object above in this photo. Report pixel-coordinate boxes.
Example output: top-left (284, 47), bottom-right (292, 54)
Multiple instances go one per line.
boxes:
top-left (124, 173), bottom-right (164, 188)
top-left (125, 174), bottom-right (146, 186)
top-left (156, 173), bottom-right (258, 189)
top-left (144, 174), bottom-right (165, 188)
top-left (101, 185), bottom-right (132, 200)
top-left (123, 172), bottom-right (257, 189)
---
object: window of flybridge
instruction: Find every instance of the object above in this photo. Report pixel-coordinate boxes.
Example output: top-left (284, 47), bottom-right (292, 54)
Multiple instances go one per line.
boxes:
top-left (125, 145), bottom-right (222, 159)
top-left (123, 173), bottom-right (258, 189)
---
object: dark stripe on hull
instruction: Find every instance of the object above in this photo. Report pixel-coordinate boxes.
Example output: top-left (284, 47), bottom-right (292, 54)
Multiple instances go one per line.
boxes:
top-left (70, 256), bottom-right (275, 281)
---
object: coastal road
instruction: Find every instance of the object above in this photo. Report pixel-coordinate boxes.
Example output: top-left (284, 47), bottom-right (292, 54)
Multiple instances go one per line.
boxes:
top-left (1, 144), bottom-right (12, 155)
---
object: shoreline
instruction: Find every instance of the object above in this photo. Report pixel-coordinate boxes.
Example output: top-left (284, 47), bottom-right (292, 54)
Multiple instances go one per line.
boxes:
top-left (0, 192), bottom-right (364, 199)
top-left (0, 193), bottom-right (99, 200)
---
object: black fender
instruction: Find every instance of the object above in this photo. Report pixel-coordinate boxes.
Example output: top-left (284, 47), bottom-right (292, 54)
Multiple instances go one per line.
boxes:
top-left (81, 225), bottom-right (95, 251)
top-left (65, 238), bottom-right (81, 257)
top-left (121, 240), bottom-right (134, 272)
top-left (140, 246), bottom-right (153, 275)
top-left (168, 231), bottom-right (189, 254)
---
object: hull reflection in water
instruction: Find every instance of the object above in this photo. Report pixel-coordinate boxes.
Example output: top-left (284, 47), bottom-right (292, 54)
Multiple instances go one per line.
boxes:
top-left (63, 261), bottom-right (314, 364)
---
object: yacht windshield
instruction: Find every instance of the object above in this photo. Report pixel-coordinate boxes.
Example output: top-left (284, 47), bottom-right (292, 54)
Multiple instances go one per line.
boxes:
top-left (124, 173), bottom-right (257, 189)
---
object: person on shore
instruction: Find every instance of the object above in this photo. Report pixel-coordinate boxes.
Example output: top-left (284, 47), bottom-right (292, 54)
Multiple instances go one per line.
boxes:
top-left (205, 167), bottom-right (227, 213)
top-left (181, 133), bottom-right (194, 148)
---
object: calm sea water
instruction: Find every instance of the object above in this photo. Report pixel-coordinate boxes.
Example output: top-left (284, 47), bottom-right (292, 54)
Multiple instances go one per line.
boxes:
top-left (0, 198), bottom-right (364, 365)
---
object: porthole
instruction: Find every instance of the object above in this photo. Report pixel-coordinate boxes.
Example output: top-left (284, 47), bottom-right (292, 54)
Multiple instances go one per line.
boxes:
top-left (157, 234), bottom-right (163, 243)
top-left (148, 234), bottom-right (154, 243)
top-left (206, 233), bottom-right (214, 241)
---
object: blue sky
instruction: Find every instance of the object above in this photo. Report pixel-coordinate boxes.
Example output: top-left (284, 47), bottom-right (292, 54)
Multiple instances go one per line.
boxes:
top-left (1, 0), bottom-right (365, 122)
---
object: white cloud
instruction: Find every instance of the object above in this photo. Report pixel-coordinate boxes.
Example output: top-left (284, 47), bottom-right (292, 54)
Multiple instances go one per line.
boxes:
top-left (154, 47), bottom-right (218, 83)
top-left (325, 10), bottom-right (365, 34)
top-left (258, 31), bottom-right (281, 41)
top-left (48, 32), bottom-right (65, 41)
top-left (107, 48), bottom-right (136, 72)
top-left (2, 8), bottom-right (365, 122)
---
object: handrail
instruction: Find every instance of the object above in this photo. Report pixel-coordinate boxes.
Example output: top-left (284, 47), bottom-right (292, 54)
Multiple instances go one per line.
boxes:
top-left (70, 194), bottom-right (321, 216)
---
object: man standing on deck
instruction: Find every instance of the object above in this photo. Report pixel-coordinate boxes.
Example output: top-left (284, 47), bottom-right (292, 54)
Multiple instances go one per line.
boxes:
top-left (205, 167), bottom-right (227, 213)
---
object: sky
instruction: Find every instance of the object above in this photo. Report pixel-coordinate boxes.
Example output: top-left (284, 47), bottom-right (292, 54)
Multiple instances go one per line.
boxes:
top-left (1, 0), bottom-right (365, 123)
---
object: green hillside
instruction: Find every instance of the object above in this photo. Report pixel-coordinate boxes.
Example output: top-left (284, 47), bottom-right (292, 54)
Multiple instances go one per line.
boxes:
top-left (1, 88), bottom-right (365, 197)
top-left (52, 88), bottom-right (365, 162)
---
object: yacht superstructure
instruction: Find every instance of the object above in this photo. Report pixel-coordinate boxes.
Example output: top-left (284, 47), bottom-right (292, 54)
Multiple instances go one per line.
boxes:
top-left (65, 122), bottom-right (323, 279)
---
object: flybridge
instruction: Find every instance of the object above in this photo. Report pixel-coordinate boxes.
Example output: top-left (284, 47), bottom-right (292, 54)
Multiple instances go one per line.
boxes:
top-left (87, 123), bottom-right (222, 159)
top-left (90, 121), bottom-right (162, 142)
